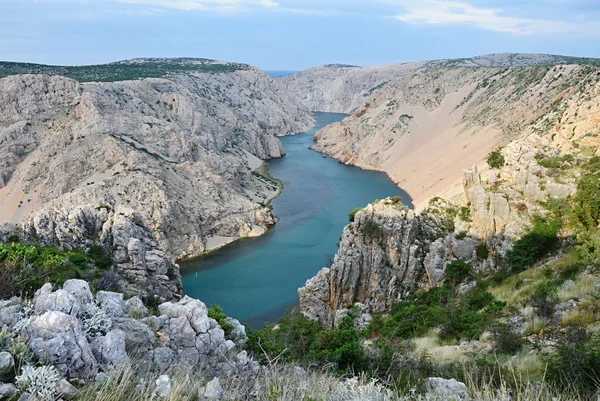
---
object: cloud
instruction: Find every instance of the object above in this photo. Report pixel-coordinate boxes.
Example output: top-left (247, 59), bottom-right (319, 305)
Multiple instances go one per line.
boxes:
top-left (113, 0), bottom-right (278, 11)
top-left (384, 0), bottom-right (593, 35)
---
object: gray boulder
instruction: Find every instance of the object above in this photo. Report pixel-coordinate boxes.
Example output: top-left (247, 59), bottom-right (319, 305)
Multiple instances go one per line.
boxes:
top-left (24, 311), bottom-right (98, 380)
top-left (34, 290), bottom-right (80, 316)
top-left (56, 379), bottom-right (79, 399)
top-left (96, 291), bottom-right (125, 317)
top-left (154, 375), bottom-right (172, 399)
top-left (225, 317), bottom-right (247, 346)
top-left (90, 329), bottom-right (129, 366)
top-left (62, 280), bottom-right (93, 306)
top-left (124, 296), bottom-right (149, 318)
top-left (0, 383), bottom-right (17, 400)
top-left (0, 352), bottom-right (14, 377)
top-left (199, 377), bottom-right (223, 400)
top-left (425, 377), bottom-right (469, 400)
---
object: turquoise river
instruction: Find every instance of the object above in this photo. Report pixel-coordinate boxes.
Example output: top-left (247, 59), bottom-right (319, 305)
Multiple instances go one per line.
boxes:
top-left (180, 112), bottom-right (412, 327)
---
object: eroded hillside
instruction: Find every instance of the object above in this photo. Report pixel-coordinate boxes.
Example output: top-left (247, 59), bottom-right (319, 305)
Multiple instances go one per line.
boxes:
top-left (310, 64), bottom-right (600, 207)
top-left (0, 62), bottom-right (312, 298)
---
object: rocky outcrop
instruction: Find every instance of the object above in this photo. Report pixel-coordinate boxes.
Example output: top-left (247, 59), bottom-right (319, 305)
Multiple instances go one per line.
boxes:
top-left (299, 198), bottom-right (484, 328)
top-left (3, 279), bottom-right (256, 384)
top-left (0, 62), bottom-right (312, 298)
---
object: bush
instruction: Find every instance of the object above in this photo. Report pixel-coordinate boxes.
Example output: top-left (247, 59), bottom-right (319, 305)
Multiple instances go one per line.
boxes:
top-left (476, 243), bottom-right (489, 260)
top-left (445, 260), bottom-right (472, 285)
top-left (546, 328), bottom-right (600, 394)
top-left (207, 305), bottom-right (234, 338)
top-left (488, 322), bottom-right (523, 354)
top-left (359, 220), bottom-right (383, 240)
top-left (246, 307), bottom-right (321, 364)
top-left (68, 253), bottom-right (87, 266)
top-left (80, 302), bottom-right (113, 339)
top-left (16, 365), bottom-right (61, 399)
top-left (529, 281), bottom-right (558, 319)
top-left (506, 217), bottom-right (560, 272)
top-left (486, 149), bottom-right (505, 169)
top-left (458, 206), bottom-right (471, 222)
top-left (311, 315), bottom-right (365, 372)
top-left (348, 208), bottom-right (361, 222)
top-left (571, 172), bottom-right (600, 229)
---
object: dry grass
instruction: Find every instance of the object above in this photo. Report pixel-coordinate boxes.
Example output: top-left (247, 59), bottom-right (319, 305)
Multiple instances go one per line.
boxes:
top-left (71, 360), bottom-right (593, 401)
top-left (413, 330), bottom-right (466, 364)
top-left (557, 274), bottom-right (599, 302)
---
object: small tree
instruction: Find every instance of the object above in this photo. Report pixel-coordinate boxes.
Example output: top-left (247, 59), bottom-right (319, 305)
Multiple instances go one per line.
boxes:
top-left (486, 149), bottom-right (505, 169)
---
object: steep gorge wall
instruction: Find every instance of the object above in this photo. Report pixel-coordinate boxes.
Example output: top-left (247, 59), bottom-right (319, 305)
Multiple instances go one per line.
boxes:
top-left (0, 67), bottom-right (313, 299)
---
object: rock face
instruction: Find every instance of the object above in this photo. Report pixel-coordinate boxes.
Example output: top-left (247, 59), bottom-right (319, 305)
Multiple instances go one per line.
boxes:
top-left (5, 279), bottom-right (256, 381)
top-left (308, 64), bottom-right (599, 207)
top-left (299, 198), bottom-right (482, 328)
top-left (276, 53), bottom-right (594, 114)
top-left (0, 61), bottom-right (312, 298)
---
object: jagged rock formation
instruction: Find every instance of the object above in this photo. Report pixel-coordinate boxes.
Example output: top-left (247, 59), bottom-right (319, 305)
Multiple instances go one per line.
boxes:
top-left (0, 61), bottom-right (312, 298)
top-left (299, 59), bottom-right (600, 328)
top-left (276, 53), bottom-right (599, 114)
top-left (299, 198), bottom-right (483, 328)
top-left (309, 64), bottom-right (600, 207)
top-left (1, 279), bottom-right (256, 382)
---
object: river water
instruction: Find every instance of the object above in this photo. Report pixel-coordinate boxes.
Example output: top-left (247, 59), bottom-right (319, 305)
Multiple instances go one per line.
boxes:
top-left (180, 112), bottom-right (411, 327)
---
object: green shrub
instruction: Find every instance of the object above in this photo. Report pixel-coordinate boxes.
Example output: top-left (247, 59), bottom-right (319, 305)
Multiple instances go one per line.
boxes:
top-left (487, 322), bottom-right (524, 354)
top-left (530, 281), bottom-right (558, 318)
top-left (546, 328), bottom-right (600, 394)
top-left (207, 305), bottom-right (234, 338)
top-left (506, 217), bottom-right (560, 272)
top-left (246, 307), bottom-right (321, 363)
top-left (360, 220), bottom-right (383, 240)
top-left (458, 206), bottom-right (471, 222)
top-left (571, 172), bottom-right (600, 229)
top-left (476, 243), bottom-right (489, 260)
top-left (6, 234), bottom-right (19, 243)
top-left (311, 315), bottom-right (365, 372)
top-left (348, 207), bottom-right (361, 222)
top-left (68, 253), bottom-right (87, 266)
top-left (486, 149), bottom-right (505, 169)
top-left (535, 153), bottom-right (574, 169)
top-left (445, 260), bottom-right (472, 285)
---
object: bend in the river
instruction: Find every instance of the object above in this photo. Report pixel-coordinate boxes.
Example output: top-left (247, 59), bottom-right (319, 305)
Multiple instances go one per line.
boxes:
top-left (180, 112), bottom-right (412, 327)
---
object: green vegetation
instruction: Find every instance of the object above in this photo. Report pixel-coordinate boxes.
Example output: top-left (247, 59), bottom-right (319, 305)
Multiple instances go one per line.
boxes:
top-left (476, 243), bottom-right (489, 260)
top-left (486, 149), bottom-right (505, 169)
top-left (445, 260), bottom-right (472, 285)
top-left (535, 152), bottom-right (575, 169)
top-left (207, 305), bottom-right (234, 338)
top-left (359, 220), bottom-right (383, 240)
top-left (348, 207), bottom-right (361, 222)
top-left (506, 217), bottom-right (560, 272)
top-left (0, 241), bottom-right (113, 297)
top-left (0, 58), bottom-right (249, 83)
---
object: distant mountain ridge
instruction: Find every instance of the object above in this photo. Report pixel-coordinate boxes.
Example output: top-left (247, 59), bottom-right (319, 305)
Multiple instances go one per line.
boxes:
top-left (275, 53), bottom-right (600, 113)
top-left (0, 57), bottom-right (252, 83)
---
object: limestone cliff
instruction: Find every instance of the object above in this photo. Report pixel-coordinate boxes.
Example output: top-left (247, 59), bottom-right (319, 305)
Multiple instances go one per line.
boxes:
top-left (0, 60), bottom-right (312, 299)
top-left (299, 198), bottom-right (486, 328)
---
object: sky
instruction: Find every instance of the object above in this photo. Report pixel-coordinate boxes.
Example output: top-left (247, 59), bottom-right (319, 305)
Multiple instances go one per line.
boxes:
top-left (1, 0), bottom-right (600, 70)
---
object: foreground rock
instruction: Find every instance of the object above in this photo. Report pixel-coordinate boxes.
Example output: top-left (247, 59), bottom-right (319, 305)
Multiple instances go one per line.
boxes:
top-left (1, 279), bottom-right (256, 389)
